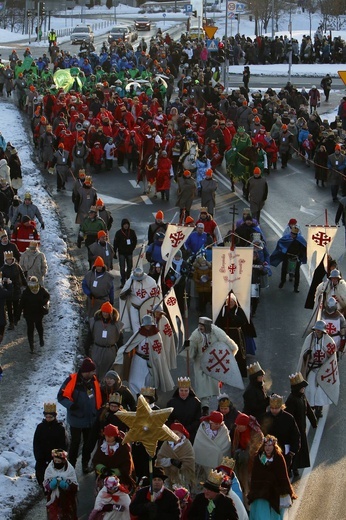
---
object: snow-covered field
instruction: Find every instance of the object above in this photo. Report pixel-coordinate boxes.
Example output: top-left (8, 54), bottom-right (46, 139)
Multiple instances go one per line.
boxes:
top-left (0, 4), bottom-right (344, 519)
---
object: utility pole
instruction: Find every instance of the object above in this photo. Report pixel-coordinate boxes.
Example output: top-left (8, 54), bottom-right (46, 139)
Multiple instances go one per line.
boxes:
top-left (224, 2), bottom-right (228, 91)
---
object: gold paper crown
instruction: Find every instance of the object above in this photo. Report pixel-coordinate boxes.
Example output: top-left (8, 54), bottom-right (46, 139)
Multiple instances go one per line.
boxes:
top-left (206, 469), bottom-right (224, 486)
top-left (270, 394), bottom-right (283, 408)
top-left (289, 372), bottom-right (305, 386)
top-left (4, 251), bottom-right (13, 259)
top-left (247, 361), bottom-right (264, 376)
top-left (108, 392), bottom-right (122, 405)
top-left (220, 456), bottom-right (236, 470)
top-left (217, 393), bottom-right (231, 406)
top-left (44, 402), bottom-right (57, 413)
top-left (177, 377), bottom-right (191, 388)
top-left (140, 387), bottom-right (156, 397)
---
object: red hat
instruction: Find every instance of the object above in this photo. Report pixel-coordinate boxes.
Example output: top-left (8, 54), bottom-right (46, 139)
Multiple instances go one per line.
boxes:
top-left (58, 142), bottom-right (64, 149)
top-left (203, 411), bottom-right (224, 424)
top-left (97, 230), bottom-right (107, 239)
top-left (288, 218), bottom-right (297, 226)
top-left (205, 168), bottom-right (213, 178)
top-left (170, 422), bottom-right (190, 439)
top-left (101, 301), bottom-right (113, 314)
top-left (253, 167), bottom-right (261, 176)
top-left (183, 170), bottom-right (191, 177)
top-left (156, 210), bottom-right (164, 220)
top-left (335, 144), bottom-right (342, 151)
top-left (103, 424), bottom-right (119, 437)
top-left (93, 256), bottom-right (105, 267)
top-left (235, 412), bottom-right (250, 426)
top-left (282, 124), bottom-right (288, 131)
top-left (80, 357), bottom-right (96, 373)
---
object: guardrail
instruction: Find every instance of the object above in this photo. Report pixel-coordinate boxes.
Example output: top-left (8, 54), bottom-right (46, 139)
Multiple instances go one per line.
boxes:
top-left (55, 19), bottom-right (114, 38)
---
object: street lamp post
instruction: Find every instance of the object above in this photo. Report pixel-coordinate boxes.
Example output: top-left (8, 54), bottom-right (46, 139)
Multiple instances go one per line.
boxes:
top-left (114, 1), bottom-right (117, 23)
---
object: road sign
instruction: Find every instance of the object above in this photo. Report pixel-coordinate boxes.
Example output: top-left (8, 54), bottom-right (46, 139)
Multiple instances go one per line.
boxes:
top-left (228, 12), bottom-right (235, 19)
top-left (185, 4), bottom-right (192, 13)
top-left (227, 1), bottom-right (236, 11)
top-left (235, 2), bottom-right (245, 11)
top-left (163, 13), bottom-right (166, 17)
top-left (338, 71), bottom-right (346, 85)
top-left (206, 39), bottom-right (218, 52)
top-left (204, 25), bottom-right (218, 39)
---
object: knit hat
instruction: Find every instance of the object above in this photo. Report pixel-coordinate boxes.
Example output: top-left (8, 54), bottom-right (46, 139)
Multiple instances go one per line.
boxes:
top-left (183, 170), bottom-right (191, 177)
top-left (22, 215), bottom-right (31, 223)
top-left (97, 230), bottom-right (107, 239)
top-left (105, 370), bottom-right (120, 382)
top-left (101, 301), bottom-right (113, 314)
top-left (205, 168), bottom-right (213, 177)
top-left (103, 424), bottom-right (119, 437)
top-left (156, 210), bottom-right (164, 220)
top-left (185, 216), bottom-right (194, 225)
top-left (80, 357), bottom-right (96, 373)
top-left (152, 467), bottom-right (167, 480)
top-left (170, 422), bottom-right (190, 439)
top-left (253, 167), bottom-right (261, 176)
top-left (204, 411), bottom-right (224, 424)
top-left (93, 256), bottom-right (105, 268)
top-left (96, 198), bottom-right (104, 207)
top-left (58, 143), bottom-right (64, 148)
top-left (235, 413), bottom-right (250, 426)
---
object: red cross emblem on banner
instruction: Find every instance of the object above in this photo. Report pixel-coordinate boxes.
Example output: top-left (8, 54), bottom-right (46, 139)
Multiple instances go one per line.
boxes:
top-left (326, 342), bottom-right (336, 355)
top-left (311, 231), bottom-right (331, 247)
top-left (320, 358), bottom-right (338, 385)
top-left (169, 230), bottom-right (185, 248)
top-left (325, 322), bottom-right (337, 335)
top-left (136, 289), bottom-right (147, 298)
top-left (166, 296), bottom-right (177, 306)
top-left (206, 348), bottom-right (231, 374)
top-left (228, 264), bottom-right (237, 274)
top-left (141, 343), bottom-right (149, 356)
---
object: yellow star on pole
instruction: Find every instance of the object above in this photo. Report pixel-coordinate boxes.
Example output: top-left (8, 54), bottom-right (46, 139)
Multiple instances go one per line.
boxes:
top-left (116, 395), bottom-right (179, 458)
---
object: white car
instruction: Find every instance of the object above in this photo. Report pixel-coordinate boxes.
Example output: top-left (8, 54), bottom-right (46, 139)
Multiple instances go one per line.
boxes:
top-left (70, 25), bottom-right (94, 45)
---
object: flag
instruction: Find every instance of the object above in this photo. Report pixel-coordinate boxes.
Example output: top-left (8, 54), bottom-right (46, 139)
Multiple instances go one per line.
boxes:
top-left (212, 247), bottom-right (253, 322)
top-left (161, 224), bottom-right (194, 277)
top-left (164, 287), bottom-right (185, 346)
top-left (306, 226), bottom-right (338, 281)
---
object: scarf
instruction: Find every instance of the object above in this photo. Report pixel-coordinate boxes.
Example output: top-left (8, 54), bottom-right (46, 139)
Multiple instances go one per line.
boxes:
top-left (101, 439), bottom-right (120, 456)
top-left (204, 422), bottom-right (219, 440)
top-left (44, 460), bottom-right (78, 506)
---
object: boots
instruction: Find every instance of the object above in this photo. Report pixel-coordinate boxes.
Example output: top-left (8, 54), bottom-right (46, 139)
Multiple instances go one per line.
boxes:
top-left (29, 343), bottom-right (34, 354)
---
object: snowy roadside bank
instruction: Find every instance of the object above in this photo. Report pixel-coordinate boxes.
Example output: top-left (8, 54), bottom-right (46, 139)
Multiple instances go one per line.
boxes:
top-left (0, 100), bottom-right (81, 519)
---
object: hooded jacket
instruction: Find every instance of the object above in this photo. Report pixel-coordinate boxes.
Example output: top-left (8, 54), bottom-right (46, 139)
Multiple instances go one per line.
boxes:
top-left (113, 219), bottom-right (137, 256)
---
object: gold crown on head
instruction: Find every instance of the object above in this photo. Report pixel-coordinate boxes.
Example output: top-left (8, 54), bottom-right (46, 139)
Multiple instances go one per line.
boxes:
top-left (220, 456), bottom-right (236, 470)
top-left (289, 372), bottom-right (305, 386)
top-left (140, 387), bottom-right (156, 397)
top-left (270, 394), bottom-right (283, 408)
top-left (108, 392), bottom-right (122, 405)
top-left (206, 469), bottom-right (224, 486)
top-left (177, 377), bottom-right (191, 388)
top-left (4, 251), bottom-right (13, 259)
top-left (247, 361), bottom-right (264, 376)
top-left (44, 402), bottom-right (56, 413)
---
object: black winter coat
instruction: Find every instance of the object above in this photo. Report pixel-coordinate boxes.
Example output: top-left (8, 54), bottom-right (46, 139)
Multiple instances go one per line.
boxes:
top-left (33, 419), bottom-right (68, 465)
top-left (188, 492), bottom-right (239, 520)
top-left (0, 282), bottom-right (12, 326)
top-left (1, 260), bottom-right (26, 299)
top-left (285, 389), bottom-right (317, 469)
top-left (243, 379), bottom-right (269, 421)
top-left (260, 409), bottom-right (301, 456)
top-left (167, 389), bottom-right (201, 443)
top-left (130, 486), bottom-right (180, 520)
top-left (113, 226), bottom-right (137, 256)
top-left (18, 286), bottom-right (50, 320)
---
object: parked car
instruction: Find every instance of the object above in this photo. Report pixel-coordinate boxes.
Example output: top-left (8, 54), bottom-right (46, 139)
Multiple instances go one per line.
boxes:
top-left (70, 25), bottom-right (94, 44)
top-left (135, 18), bottom-right (151, 31)
top-left (108, 24), bottom-right (138, 43)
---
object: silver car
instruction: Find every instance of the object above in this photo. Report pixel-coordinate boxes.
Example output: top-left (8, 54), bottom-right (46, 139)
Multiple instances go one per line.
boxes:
top-left (70, 25), bottom-right (94, 45)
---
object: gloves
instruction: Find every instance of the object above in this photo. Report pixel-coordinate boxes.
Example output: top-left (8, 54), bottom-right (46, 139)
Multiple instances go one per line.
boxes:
top-left (41, 222), bottom-right (45, 230)
top-left (49, 477), bottom-right (58, 490)
top-left (113, 505), bottom-right (125, 512)
top-left (70, 403), bottom-right (79, 411)
top-left (183, 340), bottom-right (190, 349)
top-left (58, 479), bottom-right (69, 490)
top-left (170, 458), bottom-right (182, 469)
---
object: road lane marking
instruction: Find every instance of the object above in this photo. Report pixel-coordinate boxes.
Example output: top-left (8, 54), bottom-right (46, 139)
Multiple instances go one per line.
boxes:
top-left (129, 180), bottom-right (141, 189)
top-left (141, 195), bottom-right (153, 205)
top-left (96, 193), bottom-right (137, 205)
top-left (119, 166), bottom-right (128, 173)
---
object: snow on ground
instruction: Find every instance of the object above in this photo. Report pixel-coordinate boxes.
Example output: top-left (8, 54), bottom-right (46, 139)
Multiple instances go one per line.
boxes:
top-left (0, 103), bottom-right (79, 518)
top-left (0, 6), bottom-right (344, 518)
